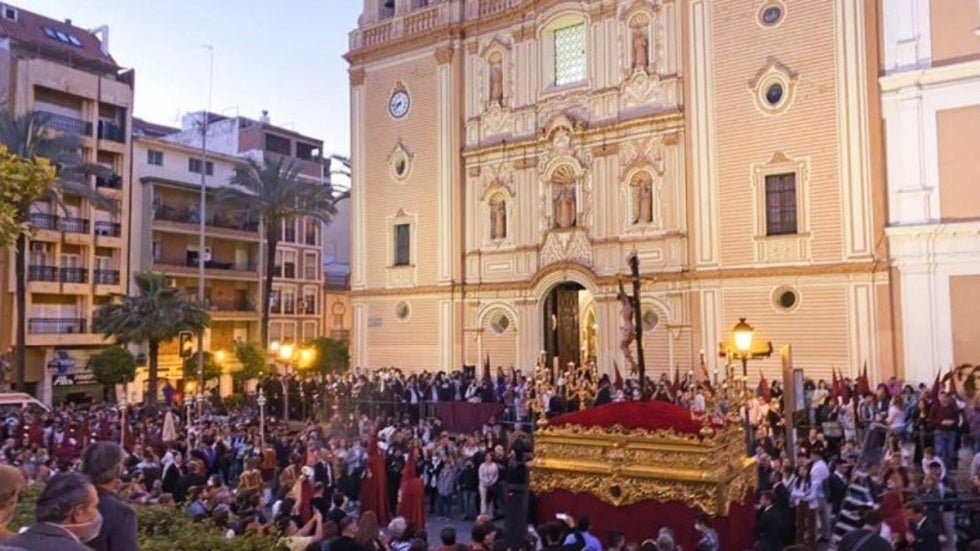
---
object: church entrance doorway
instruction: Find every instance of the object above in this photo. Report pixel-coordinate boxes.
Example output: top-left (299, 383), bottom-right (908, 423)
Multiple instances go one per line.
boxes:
top-left (542, 282), bottom-right (596, 371)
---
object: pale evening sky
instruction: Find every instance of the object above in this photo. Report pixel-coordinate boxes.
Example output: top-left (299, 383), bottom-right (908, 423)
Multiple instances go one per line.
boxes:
top-left (30, 0), bottom-right (362, 158)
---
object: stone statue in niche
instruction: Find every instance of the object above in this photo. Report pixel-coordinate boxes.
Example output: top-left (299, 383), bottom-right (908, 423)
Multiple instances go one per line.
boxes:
top-left (490, 197), bottom-right (507, 239)
top-left (488, 56), bottom-right (504, 106)
top-left (553, 185), bottom-right (577, 228)
top-left (631, 26), bottom-right (649, 71)
top-left (632, 173), bottom-right (653, 224)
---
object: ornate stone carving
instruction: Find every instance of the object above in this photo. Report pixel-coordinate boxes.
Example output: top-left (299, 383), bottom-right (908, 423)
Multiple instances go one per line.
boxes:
top-left (480, 163), bottom-right (515, 199)
top-left (489, 195), bottom-right (507, 240)
top-left (619, 137), bottom-right (666, 178)
top-left (540, 229), bottom-right (592, 268)
top-left (620, 70), bottom-right (664, 109)
top-left (630, 19), bottom-right (650, 71)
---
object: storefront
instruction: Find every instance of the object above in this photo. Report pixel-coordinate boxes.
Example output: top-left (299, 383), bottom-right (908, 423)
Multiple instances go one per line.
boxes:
top-left (48, 350), bottom-right (102, 405)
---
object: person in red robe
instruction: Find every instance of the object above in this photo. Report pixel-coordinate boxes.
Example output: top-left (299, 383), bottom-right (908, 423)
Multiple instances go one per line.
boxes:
top-left (396, 446), bottom-right (425, 533)
top-left (359, 430), bottom-right (390, 526)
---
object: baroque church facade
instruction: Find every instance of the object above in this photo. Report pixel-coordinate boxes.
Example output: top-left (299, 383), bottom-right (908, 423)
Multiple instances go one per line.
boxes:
top-left (346, 0), bottom-right (896, 383)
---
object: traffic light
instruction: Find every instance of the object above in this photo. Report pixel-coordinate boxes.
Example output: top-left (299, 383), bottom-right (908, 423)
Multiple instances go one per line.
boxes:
top-left (179, 331), bottom-right (194, 358)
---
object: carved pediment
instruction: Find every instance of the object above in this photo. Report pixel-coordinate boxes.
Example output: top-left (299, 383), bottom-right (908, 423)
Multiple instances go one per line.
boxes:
top-left (619, 137), bottom-right (666, 179)
top-left (480, 163), bottom-right (516, 199)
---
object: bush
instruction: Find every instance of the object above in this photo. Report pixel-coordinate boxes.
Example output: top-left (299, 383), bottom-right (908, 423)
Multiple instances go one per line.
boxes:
top-left (13, 483), bottom-right (277, 551)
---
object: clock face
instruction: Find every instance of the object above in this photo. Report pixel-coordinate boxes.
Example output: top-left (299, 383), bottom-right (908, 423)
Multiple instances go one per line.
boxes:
top-left (389, 90), bottom-right (410, 119)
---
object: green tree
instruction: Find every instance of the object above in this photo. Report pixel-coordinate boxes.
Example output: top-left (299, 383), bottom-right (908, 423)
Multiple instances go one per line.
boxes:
top-left (88, 346), bottom-right (137, 402)
top-left (220, 157), bottom-right (346, 346)
top-left (306, 337), bottom-right (350, 377)
top-left (0, 111), bottom-right (116, 391)
top-left (232, 340), bottom-right (268, 390)
top-left (93, 272), bottom-right (210, 407)
top-left (183, 351), bottom-right (222, 386)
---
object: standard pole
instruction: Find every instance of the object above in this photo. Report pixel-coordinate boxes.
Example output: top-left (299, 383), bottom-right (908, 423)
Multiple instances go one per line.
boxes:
top-left (742, 355), bottom-right (751, 455)
top-left (629, 254), bottom-right (646, 399)
top-left (196, 45), bottom-right (214, 416)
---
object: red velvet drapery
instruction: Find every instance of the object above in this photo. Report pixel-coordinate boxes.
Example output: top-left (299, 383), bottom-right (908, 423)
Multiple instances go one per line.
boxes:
top-left (536, 490), bottom-right (757, 551)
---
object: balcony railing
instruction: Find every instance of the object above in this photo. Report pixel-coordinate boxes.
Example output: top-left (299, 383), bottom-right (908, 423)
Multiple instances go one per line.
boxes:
top-left (38, 111), bottom-right (92, 136)
top-left (94, 221), bottom-right (121, 237)
top-left (29, 213), bottom-right (90, 234)
top-left (95, 175), bottom-right (123, 190)
top-left (209, 299), bottom-right (256, 312)
top-left (156, 257), bottom-right (259, 272)
top-left (154, 204), bottom-right (260, 232)
top-left (97, 120), bottom-right (126, 143)
top-left (93, 269), bottom-right (120, 285)
top-left (59, 267), bottom-right (88, 284)
top-left (27, 265), bottom-right (58, 282)
top-left (330, 330), bottom-right (351, 341)
top-left (28, 318), bottom-right (87, 334)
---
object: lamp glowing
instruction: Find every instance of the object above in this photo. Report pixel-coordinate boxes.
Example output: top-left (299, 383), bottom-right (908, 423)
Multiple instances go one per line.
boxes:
top-left (279, 342), bottom-right (295, 361)
top-left (299, 348), bottom-right (314, 365)
top-left (214, 350), bottom-right (226, 364)
top-left (732, 318), bottom-right (754, 354)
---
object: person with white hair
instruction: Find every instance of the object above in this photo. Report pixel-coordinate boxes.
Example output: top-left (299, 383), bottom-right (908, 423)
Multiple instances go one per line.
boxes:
top-left (387, 517), bottom-right (411, 551)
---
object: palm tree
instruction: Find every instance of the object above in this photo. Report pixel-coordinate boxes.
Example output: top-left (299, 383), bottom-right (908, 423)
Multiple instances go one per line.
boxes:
top-left (93, 272), bottom-right (210, 407)
top-left (0, 110), bottom-right (114, 391)
top-left (221, 156), bottom-right (346, 345)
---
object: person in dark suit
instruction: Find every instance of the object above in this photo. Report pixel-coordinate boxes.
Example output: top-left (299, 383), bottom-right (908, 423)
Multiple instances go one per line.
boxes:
top-left (905, 501), bottom-right (940, 551)
top-left (829, 461), bottom-right (851, 516)
top-left (7, 472), bottom-right (103, 551)
top-left (313, 449), bottom-right (336, 500)
top-left (82, 441), bottom-right (139, 551)
top-left (594, 377), bottom-right (612, 406)
top-left (755, 491), bottom-right (784, 551)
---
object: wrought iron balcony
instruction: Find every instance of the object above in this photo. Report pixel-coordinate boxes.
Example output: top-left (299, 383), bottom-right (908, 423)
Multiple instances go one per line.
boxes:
top-left (97, 120), bottom-right (126, 143)
top-left (29, 213), bottom-right (90, 234)
top-left (93, 269), bottom-right (120, 285)
top-left (28, 318), bottom-right (87, 334)
top-left (59, 217), bottom-right (90, 234)
top-left (59, 267), bottom-right (88, 284)
top-left (154, 204), bottom-right (259, 232)
top-left (27, 265), bottom-right (58, 282)
top-left (94, 221), bottom-right (121, 237)
top-left (38, 111), bottom-right (92, 136)
top-left (209, 299), bottom-right (256, 312)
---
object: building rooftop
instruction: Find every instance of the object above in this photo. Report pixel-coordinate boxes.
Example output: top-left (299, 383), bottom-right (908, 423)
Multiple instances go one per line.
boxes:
top-left (132, 117), bottom-right (180, 139)
top-left (0, 2), bottom-right (117, 70)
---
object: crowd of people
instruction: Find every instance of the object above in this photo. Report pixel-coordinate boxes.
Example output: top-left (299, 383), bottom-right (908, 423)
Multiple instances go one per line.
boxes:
top-left (0, 365), bottom-right (975, 551)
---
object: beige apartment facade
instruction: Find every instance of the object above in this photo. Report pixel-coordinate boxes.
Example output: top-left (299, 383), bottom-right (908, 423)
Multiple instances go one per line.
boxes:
top-left (0, 6), bottom-right (133, 403)
top-left (131, 132), bottom-right (263, 400)
top-left (880, 0), bottom-right (980, 384)
top-left (348, 0), bottom-right (898, 383)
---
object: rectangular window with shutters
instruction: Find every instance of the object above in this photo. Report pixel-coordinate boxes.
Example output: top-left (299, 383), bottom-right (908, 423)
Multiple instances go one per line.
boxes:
top-left (283, 251), bottom-right (296, 279)
top-left (304, 292), bottom-right (316, 315)
top-left (554, 23), bottom-right (586, 86)
top-left (283, 291), bottom-right (295, 315)
top-left (764, 173), bottom-right (798, 236)
top-left (394, 223), bottom-right (410, 266)
top-left (188, 158), bottom-right (214, 176)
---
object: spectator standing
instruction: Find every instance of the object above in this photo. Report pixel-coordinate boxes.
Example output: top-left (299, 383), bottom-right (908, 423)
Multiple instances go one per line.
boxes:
top-left (929, 392), bottom-right (961, 469)
top-left (0, 465), bottom-right (25, 542)
top-left (692, 513), bottom-right (719, 551)
top-left (7, 472), bottom-right (103, 551)
top-left (82, 441), bottom-right (139, 551)
top-left (477, 452), bottom-right (499, 518)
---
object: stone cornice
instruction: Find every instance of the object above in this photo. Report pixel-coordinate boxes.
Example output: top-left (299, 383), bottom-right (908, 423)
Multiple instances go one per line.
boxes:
top-left (351, 261), bottom-right (883, 298)
top-left (879, 59), bottom-right (980, 93)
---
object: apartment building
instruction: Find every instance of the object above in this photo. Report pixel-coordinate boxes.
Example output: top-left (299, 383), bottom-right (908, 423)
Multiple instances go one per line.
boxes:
top-left (0, 4), bottom-right (133, 403)
top-left (323, 197), bottom-right (351, 341)
top-left (131, 119), bottom-right (262, 400)
top-left (165, 111), bottom-right (330, 347)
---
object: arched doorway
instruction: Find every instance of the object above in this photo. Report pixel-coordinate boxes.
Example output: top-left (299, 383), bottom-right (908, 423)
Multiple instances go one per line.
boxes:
top-left (542, 282), bottom-right (595, 370)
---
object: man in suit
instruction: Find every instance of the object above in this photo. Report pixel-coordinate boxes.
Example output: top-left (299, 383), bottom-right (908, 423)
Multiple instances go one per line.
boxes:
top-left (82, 441), bottom-right (139, 551)
top-left (594, 377), bottom-right (612, 406)
top-left (7, 472), bottom-right (102, 551)
top-left (313, 449), bottom-right (336, 501)
top-left (829, 460), bottom-right (851, 516)
top-left (905, 501), bottom-right (941, 551)
top-left (755, 491), bottom-right (784, 551)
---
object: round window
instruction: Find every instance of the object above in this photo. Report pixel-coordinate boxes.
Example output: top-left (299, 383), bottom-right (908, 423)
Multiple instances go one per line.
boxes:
top-left (641, 309), bottom-right (659, 332)
top-left (773, 287), bottom-right (799, 312)
top-left (394, 158), bottom-right (407, 177)
top-left (765, 82), bottom-right (784, 106)
top-left (394, 301), bottom-right (411, 321)
top-left (761, 5), bottom-right (782, 25)
top-left (490, 312), bottom-right (510, 334)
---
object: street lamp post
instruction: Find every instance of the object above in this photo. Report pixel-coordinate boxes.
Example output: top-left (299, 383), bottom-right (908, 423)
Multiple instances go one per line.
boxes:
top-left (185, 393), bottom-right (194, 451)
top-left (724, 317), bottom-right (773, 455)
top-left (257, 388), bottom-right (267, 449)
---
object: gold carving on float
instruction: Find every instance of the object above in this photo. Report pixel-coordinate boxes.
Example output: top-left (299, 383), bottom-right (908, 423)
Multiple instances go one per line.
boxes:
top-left (530, 421), bottom-right (757, 516)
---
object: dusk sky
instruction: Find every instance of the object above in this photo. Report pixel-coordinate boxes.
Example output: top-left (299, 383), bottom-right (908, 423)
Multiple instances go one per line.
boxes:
top-left (31, 0), bottom-right (362, 158)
